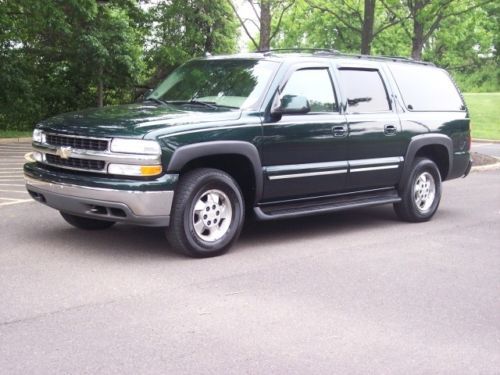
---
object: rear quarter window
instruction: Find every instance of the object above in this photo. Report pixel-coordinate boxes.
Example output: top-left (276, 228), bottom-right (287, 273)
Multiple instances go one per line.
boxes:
top-left (389, 63), bottom-right (465, 112)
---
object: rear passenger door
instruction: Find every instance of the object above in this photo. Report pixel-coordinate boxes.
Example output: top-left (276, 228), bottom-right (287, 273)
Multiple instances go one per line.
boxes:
top-left (337, 67), bottom-right (405, 190)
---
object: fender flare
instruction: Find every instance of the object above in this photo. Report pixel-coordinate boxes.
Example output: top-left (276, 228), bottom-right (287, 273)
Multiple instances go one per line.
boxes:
top-left (400, 134), bottom-right (453, 184)
top-left (167, 141), bottom-right (263, 202)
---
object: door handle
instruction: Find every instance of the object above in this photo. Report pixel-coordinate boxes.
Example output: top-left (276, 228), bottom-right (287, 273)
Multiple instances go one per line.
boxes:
top-left (332, 125), bottom-right (347, 137)
top-left (384, 124), bottom-right (397, 136)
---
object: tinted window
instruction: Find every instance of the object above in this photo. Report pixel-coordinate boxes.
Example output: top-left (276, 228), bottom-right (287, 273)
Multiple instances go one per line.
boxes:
top-left (281, 69), bottom-right (337, 112)
top-left (338, 69), bottom-right (391, 113)
top-left (150, 59), bottom-right (277, 109)
top-left (389, 63), bottom-right (464, 111)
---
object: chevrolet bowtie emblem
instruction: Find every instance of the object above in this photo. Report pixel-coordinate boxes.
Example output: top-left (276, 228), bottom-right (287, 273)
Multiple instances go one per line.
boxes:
top-left (56, 146), bottom-right (72, 159)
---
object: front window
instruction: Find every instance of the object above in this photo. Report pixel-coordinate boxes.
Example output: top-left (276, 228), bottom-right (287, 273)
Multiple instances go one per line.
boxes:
top-left (149, 59), bottom-right (278, 110)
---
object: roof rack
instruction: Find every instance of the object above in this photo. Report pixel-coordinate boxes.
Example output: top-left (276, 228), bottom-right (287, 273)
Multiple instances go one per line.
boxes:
top-left (259, 48), bottom-right (434, 66)
top-left (259, 48), bottom-right (341, 55)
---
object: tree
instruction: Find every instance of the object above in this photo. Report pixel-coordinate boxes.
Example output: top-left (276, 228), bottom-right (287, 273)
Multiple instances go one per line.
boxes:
top-left (380, 0), bottom-right (495, 60)
top-left (146, 0), bottom-right (238, 86)
top-left (305, 0), bottom-right (403, 55)
top-left (228, 0), bottom-right (296, 51)
top-left (273, 0), bottom-right (403, 54)
top-left (0, 0), bottom-right (145, 130)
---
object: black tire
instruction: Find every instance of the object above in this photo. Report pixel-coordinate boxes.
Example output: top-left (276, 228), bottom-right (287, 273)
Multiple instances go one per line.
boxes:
top-left (60, 212), bottom-right (116, 230)
top-left (394, 157), bottom-right (442, 222)
top-left (166, 168), bottom-right (245, 258)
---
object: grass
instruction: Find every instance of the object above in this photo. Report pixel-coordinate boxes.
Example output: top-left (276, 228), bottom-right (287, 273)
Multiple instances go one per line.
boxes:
top-left (0, 130), bottom-right (32, 138)
top-left (463, 93), bottom-right (500, 140)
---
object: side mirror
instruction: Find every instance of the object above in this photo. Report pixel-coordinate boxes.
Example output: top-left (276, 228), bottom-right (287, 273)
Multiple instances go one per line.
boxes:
top-left (271, 94), bottom-right (311, 115)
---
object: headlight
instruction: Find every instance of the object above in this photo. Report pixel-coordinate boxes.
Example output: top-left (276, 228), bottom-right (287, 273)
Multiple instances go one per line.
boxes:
top-left (110, 138), bottom-right (161, 155)
top-left (33, 129), bottom-right (46, 143)
top-left (108, 163), bottom-right (162, 177)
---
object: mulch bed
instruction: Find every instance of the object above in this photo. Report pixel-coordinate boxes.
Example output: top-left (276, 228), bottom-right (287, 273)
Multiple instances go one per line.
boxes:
top-left (471, 152), bottom-right (499, 166)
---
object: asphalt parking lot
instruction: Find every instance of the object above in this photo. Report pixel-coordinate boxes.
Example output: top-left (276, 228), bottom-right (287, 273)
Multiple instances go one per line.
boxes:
top-left (1, 140), bottom-right (499, 374)
top-left (0, 141), bottom-right (31, 207)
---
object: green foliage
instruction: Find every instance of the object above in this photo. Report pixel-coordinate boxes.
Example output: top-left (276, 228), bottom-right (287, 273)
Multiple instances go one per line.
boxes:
top-left (0, 0), bottom-right (146, 131)
top-left (145, 0), bottom-right (238, 86)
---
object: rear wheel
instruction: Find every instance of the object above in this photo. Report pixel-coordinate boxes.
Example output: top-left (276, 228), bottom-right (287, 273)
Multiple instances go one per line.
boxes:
top-left (166, 168), bottom-right (245, 258)
top-left (60, 212), bottom-right (116, 230)
top-left (394, 157), bottom-right (442, 222)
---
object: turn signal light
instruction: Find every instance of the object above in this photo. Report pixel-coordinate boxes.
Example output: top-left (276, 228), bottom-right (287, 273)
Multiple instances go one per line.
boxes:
top-left (108, 163), bottom-right (163, 177)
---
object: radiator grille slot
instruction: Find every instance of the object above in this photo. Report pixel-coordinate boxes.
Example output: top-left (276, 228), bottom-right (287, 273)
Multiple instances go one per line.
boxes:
top-left (46, 134), bottom-right (108, 151)
top-left (46, 154), bottom-right (105, 171)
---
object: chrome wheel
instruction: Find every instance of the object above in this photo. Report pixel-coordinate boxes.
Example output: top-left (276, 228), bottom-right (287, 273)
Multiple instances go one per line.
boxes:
top-left (413, 171), bottom-right (436, 213)
top-left (192, 189), bottom-right (233, 242)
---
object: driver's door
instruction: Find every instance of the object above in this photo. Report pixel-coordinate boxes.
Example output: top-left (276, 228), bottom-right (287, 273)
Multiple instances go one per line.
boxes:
top-left (261, 64), bottom-right (349, 201)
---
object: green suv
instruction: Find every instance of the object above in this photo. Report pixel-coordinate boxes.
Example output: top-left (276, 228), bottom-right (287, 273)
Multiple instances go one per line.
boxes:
top-left (24, 51), bottom-right (472, 257)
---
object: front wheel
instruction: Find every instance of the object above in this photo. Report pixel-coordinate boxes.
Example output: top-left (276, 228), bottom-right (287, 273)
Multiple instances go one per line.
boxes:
top-left (60, 212), bottom-right (116, 230)
top-left (166, 168), bottom-right (245, 258)
top-left (394, 157), bottom-right (442, 222)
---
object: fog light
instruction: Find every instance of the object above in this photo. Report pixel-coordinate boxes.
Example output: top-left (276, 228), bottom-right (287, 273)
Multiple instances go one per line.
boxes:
top-left (108, 163), bottom-right (162, 177)
top-left (32, 152), bottom-right (44, 162)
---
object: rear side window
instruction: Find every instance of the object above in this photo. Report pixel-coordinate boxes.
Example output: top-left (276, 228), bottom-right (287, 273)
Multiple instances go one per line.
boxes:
top-left (338, 69), bottom-right (391, 113)
top-left (389, 64), bottom-right (464, 111)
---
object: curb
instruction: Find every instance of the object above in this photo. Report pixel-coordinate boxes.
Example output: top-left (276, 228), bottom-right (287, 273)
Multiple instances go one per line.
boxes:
top-left (472, 138), bottom-right (500, 144)
top-left (0, 137), bottom-right (32, 144)
top-left (471, 157), bottom-right (500, 172)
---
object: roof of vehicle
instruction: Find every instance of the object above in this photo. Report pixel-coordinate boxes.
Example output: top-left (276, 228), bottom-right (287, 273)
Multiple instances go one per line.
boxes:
top-left (204, 48), bottom-right (435, 67)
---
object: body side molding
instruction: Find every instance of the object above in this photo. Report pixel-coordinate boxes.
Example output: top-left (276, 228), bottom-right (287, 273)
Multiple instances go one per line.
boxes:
top-left (167, 141), bottom-right (263, 202)
top-left (400, 134), bottom-right (453, 185)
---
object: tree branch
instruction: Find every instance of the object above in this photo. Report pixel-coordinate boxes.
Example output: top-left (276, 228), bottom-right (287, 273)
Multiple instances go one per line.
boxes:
top-left (379, 0), bottom-right (412, 38)
top-left (247, 0), bottom-right (261, 21)
top-left (305, 0), bottom-right (362, 33)
top-left (269, 0), bottom-right (296, 42)
top-left (227, 0), bottom-right (259, 49)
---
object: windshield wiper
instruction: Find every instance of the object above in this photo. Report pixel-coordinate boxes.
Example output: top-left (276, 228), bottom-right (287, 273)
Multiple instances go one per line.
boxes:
top-left (166, 100), bottom-right (218, 110)
top-left (144, 98), bottom-right (168, 106)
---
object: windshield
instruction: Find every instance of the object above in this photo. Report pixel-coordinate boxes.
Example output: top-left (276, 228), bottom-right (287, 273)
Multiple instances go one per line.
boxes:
top-left (148, 59), bottom-right (278, 110)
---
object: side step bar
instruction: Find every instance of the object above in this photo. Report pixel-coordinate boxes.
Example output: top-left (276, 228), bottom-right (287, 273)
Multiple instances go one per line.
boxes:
top-left (254, 189), bottom-right (401, 221)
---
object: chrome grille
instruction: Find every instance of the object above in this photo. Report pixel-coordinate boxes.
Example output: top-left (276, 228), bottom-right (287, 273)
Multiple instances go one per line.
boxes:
top-left (46, 134), bottom-right (108, 151)
top-left (46, 154), bottom-right (105, 171)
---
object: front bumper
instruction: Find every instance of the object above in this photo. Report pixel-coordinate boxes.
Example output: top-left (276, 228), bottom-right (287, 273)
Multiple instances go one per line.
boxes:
top-left (24, 163), bottom-right (177, 227)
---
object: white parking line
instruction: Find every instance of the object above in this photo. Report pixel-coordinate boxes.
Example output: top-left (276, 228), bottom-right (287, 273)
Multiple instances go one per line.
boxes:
top-left (0, 189), bottom-right (27, 193)
top-left (0, 184), bottom-right (25, 187)
top-left (0, 199), bottom-right (33, 207)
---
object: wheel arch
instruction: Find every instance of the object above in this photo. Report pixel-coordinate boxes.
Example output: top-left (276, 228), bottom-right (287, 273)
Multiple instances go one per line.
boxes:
top-left (400, 134), bottom-right (453, 185)
top-left (167, 141), bottom-right (263, 204)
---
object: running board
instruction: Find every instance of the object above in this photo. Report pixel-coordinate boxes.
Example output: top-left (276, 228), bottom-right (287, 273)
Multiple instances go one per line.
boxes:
top-left (254, 189), bottom-right (401, 220)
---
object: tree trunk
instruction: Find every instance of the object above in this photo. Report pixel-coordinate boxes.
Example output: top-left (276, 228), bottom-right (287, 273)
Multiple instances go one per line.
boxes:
top-left (97, 65), bottom-right (104, 108)
top-left (410, 0), bottom-right (425, 60)
top-left (361, 0), bottom-right (375, 55)
top-left (259, 0), bottom-right (271, 51)
top-left (411, 18), bottom-right (424, 60)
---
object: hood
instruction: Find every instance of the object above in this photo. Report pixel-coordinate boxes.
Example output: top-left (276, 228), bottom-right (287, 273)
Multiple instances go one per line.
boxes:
top-left (37, 103), bottom-right (242, 138)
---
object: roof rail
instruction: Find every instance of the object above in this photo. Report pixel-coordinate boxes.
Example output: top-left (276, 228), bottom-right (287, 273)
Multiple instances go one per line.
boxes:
top-left (337, 52), bottom-right (435, 66)
top-left (259, 48), bottom-right (341, 55)
top-left (259, 48), bottom-right (434, 66)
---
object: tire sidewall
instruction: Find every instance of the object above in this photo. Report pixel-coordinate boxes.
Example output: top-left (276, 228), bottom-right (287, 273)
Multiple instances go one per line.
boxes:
top-left (181, 172), bottom-right (244, 255)
top-left (406, 159), bottom-right (442, 220)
